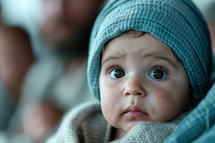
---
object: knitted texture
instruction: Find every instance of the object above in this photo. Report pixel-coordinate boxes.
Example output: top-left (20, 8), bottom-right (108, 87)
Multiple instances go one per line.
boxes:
top-left (87, 0), bottom-right (212, 106)
top-left (112, 112), bottom-right (189, 143)
top-left (46, 101), bottom-right (189, 143)
top-left (46, 101), bottom-right (110, 143)
top-left (164, 82), bottom-right (215, 143)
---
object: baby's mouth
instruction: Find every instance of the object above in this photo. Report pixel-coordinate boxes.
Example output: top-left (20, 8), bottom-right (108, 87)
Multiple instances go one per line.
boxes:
top-left (123, 105), bottom-right (148, 118)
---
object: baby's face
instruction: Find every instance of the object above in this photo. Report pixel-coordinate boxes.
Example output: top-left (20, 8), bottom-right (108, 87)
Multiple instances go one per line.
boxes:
top-left (99, 32), bottom-right (190, 137)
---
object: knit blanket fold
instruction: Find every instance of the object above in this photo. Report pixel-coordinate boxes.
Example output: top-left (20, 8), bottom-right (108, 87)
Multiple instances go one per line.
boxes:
top-left (164, 82), bottom-right (215, 143)
top-left (46, 101), bottom-right (111, 143)
top-left (111, 112), bottom-right (189, 143)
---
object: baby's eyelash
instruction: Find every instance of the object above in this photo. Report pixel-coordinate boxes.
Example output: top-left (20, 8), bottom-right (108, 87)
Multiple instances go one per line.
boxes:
top-left (105, 64), bottom-right (123, 74)
top-left (150, 65), bottom-right (168, 74)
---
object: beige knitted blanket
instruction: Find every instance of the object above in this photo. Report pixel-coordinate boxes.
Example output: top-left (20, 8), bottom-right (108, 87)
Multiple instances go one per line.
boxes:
top-left (46, 101), bottom-right (189, 143)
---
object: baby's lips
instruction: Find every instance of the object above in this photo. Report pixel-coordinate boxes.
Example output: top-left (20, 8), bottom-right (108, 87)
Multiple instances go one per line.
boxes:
top-left (124, 105), bottom-right (147, 115)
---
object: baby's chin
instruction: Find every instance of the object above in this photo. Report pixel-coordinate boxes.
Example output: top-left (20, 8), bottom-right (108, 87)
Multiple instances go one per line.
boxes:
top-left (115, 120), bottom-right (143, 138)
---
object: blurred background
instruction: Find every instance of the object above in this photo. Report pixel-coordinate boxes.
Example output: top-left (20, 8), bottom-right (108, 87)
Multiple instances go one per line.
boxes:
top-left (0, 0), bottom-right (214, 143)
top-left (0, 0), bottom-right (105, 142)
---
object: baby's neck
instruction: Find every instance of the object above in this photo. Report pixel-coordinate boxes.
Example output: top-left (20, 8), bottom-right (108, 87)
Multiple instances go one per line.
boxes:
top-left (111, 127), bottom-right (126, 141)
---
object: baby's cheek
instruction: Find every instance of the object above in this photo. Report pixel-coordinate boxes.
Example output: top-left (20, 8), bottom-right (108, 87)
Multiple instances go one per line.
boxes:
top-left (150, 92), bottom-right (178, 121)
top-left (101, 100), bottom-right (116, 126)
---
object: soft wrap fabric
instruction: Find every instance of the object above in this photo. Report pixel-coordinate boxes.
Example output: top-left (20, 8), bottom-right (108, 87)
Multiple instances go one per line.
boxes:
top-left (164, 82), bottom-right (215, 143)
top-left (46, 101), bottom-right (189, 143)
top-left (87, 0), bottom-right (212, 106)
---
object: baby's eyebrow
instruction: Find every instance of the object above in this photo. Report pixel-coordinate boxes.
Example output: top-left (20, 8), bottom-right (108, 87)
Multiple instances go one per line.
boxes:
top-left (152, 56), bottom-right (178, 67)
top-left (101, 55), bottom-right (125, 65)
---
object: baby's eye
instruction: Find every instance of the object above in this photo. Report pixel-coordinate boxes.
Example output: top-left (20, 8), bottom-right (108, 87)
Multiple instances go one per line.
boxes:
top-left (110, 69), bottom-right (125, 79)
top-left (149, 68), bottom-right (167, 80)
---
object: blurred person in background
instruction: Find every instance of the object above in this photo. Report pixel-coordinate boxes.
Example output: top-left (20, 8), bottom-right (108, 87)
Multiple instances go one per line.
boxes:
top-left (0, 27), bottom-right (34, 104)
top-left (0, 26), bottom-right (34, 136)
top-left (0, 1), bottom-right (12, 131)
top-left (0, 0), bottom-right (105, 142)
top-left (19, 0), bottom-right (104, 112)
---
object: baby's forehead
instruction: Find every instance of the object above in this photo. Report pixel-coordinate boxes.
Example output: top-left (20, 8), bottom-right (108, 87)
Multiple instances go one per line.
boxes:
top-left (102, 32), bottom-right (178, 59)
top-left (124, 30), bottom-right (145, 37)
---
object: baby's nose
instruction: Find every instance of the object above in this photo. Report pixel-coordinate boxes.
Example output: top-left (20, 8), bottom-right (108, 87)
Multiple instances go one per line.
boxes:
top-left (123, 76), bottom-right (146, 97)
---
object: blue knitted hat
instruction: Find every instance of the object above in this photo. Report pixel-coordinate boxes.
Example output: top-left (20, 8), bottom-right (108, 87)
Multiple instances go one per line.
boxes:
top-left (87, 0), bottom-right (212, 106)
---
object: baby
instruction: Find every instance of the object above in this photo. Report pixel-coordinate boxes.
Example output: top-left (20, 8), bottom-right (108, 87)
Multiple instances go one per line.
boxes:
top-left (46, 0), bottom-right (212, 142)
top-left (99, 31), bottom-right (190, 139)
